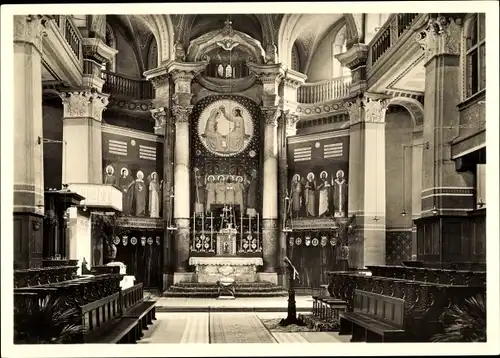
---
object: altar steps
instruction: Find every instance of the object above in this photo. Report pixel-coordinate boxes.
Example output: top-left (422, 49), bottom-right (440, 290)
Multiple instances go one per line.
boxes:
top-left (163, 281), bottom-right (288, 298)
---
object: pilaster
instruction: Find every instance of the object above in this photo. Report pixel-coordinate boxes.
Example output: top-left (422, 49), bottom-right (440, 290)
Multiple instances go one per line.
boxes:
top-left (346, 93), bottom-right (389, 268)
top-left (13, 15), bottom-right (49, 268)
top-left (60, 90), bottom-right (109, 184)
top-left (414, 15), bottom-right (473, 265)
top-left (247, 62), bottom-right (286, 106)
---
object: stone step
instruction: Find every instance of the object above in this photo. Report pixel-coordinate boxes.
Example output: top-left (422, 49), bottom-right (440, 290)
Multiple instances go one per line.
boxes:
top-left (172, 281), bottom-right (279, 287)
top-left (163, 291), bottom-right (288, 298)
top-left (168, 286), bottom-right (286, 293)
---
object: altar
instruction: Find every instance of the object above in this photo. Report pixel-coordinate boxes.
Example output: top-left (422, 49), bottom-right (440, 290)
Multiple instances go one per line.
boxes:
top-left (189, 256), bottom-right (263, 283)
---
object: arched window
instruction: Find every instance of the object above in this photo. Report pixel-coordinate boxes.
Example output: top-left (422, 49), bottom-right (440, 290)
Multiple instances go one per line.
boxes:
top-left (291, 44), bottom-right (300, 72)
top-left (466, 13), bottom-right (486, 98)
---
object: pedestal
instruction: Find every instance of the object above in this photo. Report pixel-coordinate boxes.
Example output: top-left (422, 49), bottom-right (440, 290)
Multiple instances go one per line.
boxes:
top-left (189, 257), bottom-right (263, 283)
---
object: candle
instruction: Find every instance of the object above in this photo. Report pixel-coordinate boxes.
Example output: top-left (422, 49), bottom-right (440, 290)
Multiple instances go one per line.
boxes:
top-left (192, 212), bottom-right (195, 248)
top-left (210, 213), bottom-right (214, 252)
top-left (202, 211), bottom-right (205, 236)
top-left (240, 213), bottom-right (243, 251)
top-left (257, 213), bottom-right (259, 233)
top-left (249, 215), bottom-right (252, 234)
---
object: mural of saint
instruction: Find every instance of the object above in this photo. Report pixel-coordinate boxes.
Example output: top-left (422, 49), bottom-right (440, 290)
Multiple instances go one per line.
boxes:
top-left (104, 165), bottom-right (117, 185)
top-left (245, 169), bottom-right (258, 217)
top-left (193, 168), bottom-right (205, 213)
top-left (198, 100), bottom-right (253, 156)
top-left (148, 172), bottom-right (161, 218)
top-left (234, 176), bottom-right (245, 213)
top-left (290, 174), bottom-right (302, 218)
top-left (202, 108), bottom-right (223, 152)
top-left (215, 175), bottom-right (226, 205)
top-left (118, 168), bottom-right (134, 216)
top-left (205, 175), bottom-right (216, 213)
top-left (305, 172), bottom-right (316, 217)
top-left (332, 170), bottom-right (348, 217)
top-left (134, 170), bottom-right (147, 217)
top-left (225, 175), bottom-right (235, 205)
top-left (317, 171), bottom-right (333, 217)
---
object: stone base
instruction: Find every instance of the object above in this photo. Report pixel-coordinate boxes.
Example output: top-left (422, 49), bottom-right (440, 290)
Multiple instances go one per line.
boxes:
top-left (173, 272), bottom-right (196, 284)
top-left (162, 273), bottom-right (174, 290)
top-left (189, 257), bottom-right (263, 283)
top-left (258, 272), bottom-right (278, 285)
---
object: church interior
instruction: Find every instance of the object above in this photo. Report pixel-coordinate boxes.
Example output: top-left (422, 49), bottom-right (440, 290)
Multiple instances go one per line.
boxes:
top-left (10, 11), bottom-right (490, 345)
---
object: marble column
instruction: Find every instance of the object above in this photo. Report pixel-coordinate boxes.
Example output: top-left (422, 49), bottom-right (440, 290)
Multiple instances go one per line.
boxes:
top-left (261, 106), bottom-right (281, 273)
top-left (347, 94), bottom-right (389, 268)
top-left (13, 15), bottom-right (48, 269)
top-left (60, 91), bottom-right (109, 184)
top-left (411, 131), bottom-right (424, 258)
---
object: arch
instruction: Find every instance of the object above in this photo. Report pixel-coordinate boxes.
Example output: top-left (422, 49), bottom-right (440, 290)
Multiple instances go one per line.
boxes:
top-left (388, 97), bottom-right (424, 131)
top-left (278, 14), bottom-right (359, 69)
top-left (133, 14), bottom-right (174, 66)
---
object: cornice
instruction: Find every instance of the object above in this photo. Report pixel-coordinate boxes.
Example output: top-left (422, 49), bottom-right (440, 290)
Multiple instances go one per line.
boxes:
top-left (196, 75), bottom-right (257, 93)
top-left (101, 123), bottom-right (163, 143)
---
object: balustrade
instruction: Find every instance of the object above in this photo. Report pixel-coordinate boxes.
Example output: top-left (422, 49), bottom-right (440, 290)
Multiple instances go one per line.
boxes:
top-left (369, 13), bottom-right (420, 68)
top-left (102, 70), bottom-right (154, 100)
top-left (297, 76), bottom-right (351, 104)
top-left (50, 15), bottom-right (83, 66)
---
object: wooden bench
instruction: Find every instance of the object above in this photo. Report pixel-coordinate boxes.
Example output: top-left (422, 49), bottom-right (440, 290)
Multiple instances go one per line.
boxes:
top-left (121, 283), bottom-right (156, 333)
top-left (339, 290), bottom-right (406, 342)
top-left (80, 292), bottom-right (140, 344)
top-left (312, 295), bottom-right (347, 321)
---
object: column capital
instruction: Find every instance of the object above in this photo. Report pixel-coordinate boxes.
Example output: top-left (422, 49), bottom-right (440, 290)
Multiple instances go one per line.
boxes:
top-left (282, 69), bottom-right (308, 90)
top-left (151, 107), bottom-right (168, 135)
top-left (282, 110), bottom-right (300, 137)
top-left (262, 106), bottom-right (282, 127)
top-left (416, 16), bottom-right (463, 64)
top-left (334, 43), bottom-right (369, 70)
top-left (14, 15), bottom-right (49, 53)
top-left (82, 37), bottom-right (118, 64)
top-left (60, 91), bottom-right (109, 121)
top-left (346, 93), bottom-right (389, 125)
top-left (172, 105), bottom-right (193, 125)
top-left (247, 62), bottom-right (286, 84)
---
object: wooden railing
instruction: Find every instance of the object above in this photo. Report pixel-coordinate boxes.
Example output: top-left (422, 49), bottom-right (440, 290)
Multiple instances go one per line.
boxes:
top-left (369, 13), bottom-right (420, 68)
top-left (102, 70), bottom-right (154, 100)
top-left (51, 15), bottom-right (83, 65)
top-left (297, 76), bottom-right (351, 104)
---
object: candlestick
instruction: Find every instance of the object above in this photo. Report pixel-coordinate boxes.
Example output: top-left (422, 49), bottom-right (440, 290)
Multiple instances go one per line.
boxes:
top-left (210, 213), bottom-right (214, 252)
top-left (257, 213), bottom-right (259, 233)
top-left (249, 215), bottom-right (252, 235)
top-left (240, 213), bottom-right (243, 252)
top-left (192, 212), bottom-right (196, 248)
top-left (202, 211), bottom-right (205, 236)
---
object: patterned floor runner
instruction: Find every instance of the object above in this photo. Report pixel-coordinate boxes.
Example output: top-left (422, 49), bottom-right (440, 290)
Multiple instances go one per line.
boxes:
top-left (209, 312), bottom-right (277, 343)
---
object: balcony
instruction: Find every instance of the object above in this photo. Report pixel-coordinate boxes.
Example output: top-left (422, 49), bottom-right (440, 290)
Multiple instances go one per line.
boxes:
top-left (365, 13), bottom-right (427, 94)
top-left (368, 13), bottom-right (421, 69)
top-left (42, 15), bottom-right (84, 86)
top-left (66, 183), bottom-right (122, 212)
top-left (102, 71), bottom-right (154, 100)
top-left (297, 76), bottom-right (351, 104)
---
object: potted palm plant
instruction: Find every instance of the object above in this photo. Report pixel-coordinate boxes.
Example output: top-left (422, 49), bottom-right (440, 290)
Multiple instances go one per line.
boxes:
top-left (14, 294), bottom-right (85, 344)
top-left (432, 293), bottom-right (486, 342)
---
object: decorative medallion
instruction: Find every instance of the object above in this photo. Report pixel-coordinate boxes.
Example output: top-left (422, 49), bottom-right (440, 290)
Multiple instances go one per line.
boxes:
top-left (156, 236), bottom-right (161, 245)
top-left (122, 236), bottom-right (128, 246)
top-left (305, 236), bottom-right (311, 246)
top-left (141, 237), bottom-right (146, 246)
top-left (197, 99), bottom-right (254, 157)
top-left (130, 140), bottom-right (136, 146)
top-left (289, 237), bottom-right (294, 246)
top-left (147, 237), bottom-right (153, 245)
top-left (320, 237), bottom-right (328, 247)
top-left (295, 237), bottom-right (302, 245)
top-left (249, 150), bottom-right (256, 158)
top-left (130, 237), bottom-right (138, 245)
top-left (113, 236), bottom-right (121, 245)
top-left (312, 238), bottom-right (319, 246)
top-left (330, 237), bottom-right (337, 246)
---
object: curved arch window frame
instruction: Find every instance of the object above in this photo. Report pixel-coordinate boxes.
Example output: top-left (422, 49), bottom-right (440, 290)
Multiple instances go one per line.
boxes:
top-left (464, 13), bottom-right (486, 99)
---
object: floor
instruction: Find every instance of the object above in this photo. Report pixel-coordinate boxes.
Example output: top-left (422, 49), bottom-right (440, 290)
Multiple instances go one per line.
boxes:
top-left (151, 296), bottom-right (314, 312)
top-left (138, 312), bottom-right (350, 344)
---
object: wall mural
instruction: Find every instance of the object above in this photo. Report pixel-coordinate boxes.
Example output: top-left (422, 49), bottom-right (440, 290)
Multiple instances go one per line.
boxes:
top-left (287, 132), bottom-right (349, 219)
top-left (102, 130), bottom-right (163, 218)
top-left (191, 95), bottom-right (261, 217)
